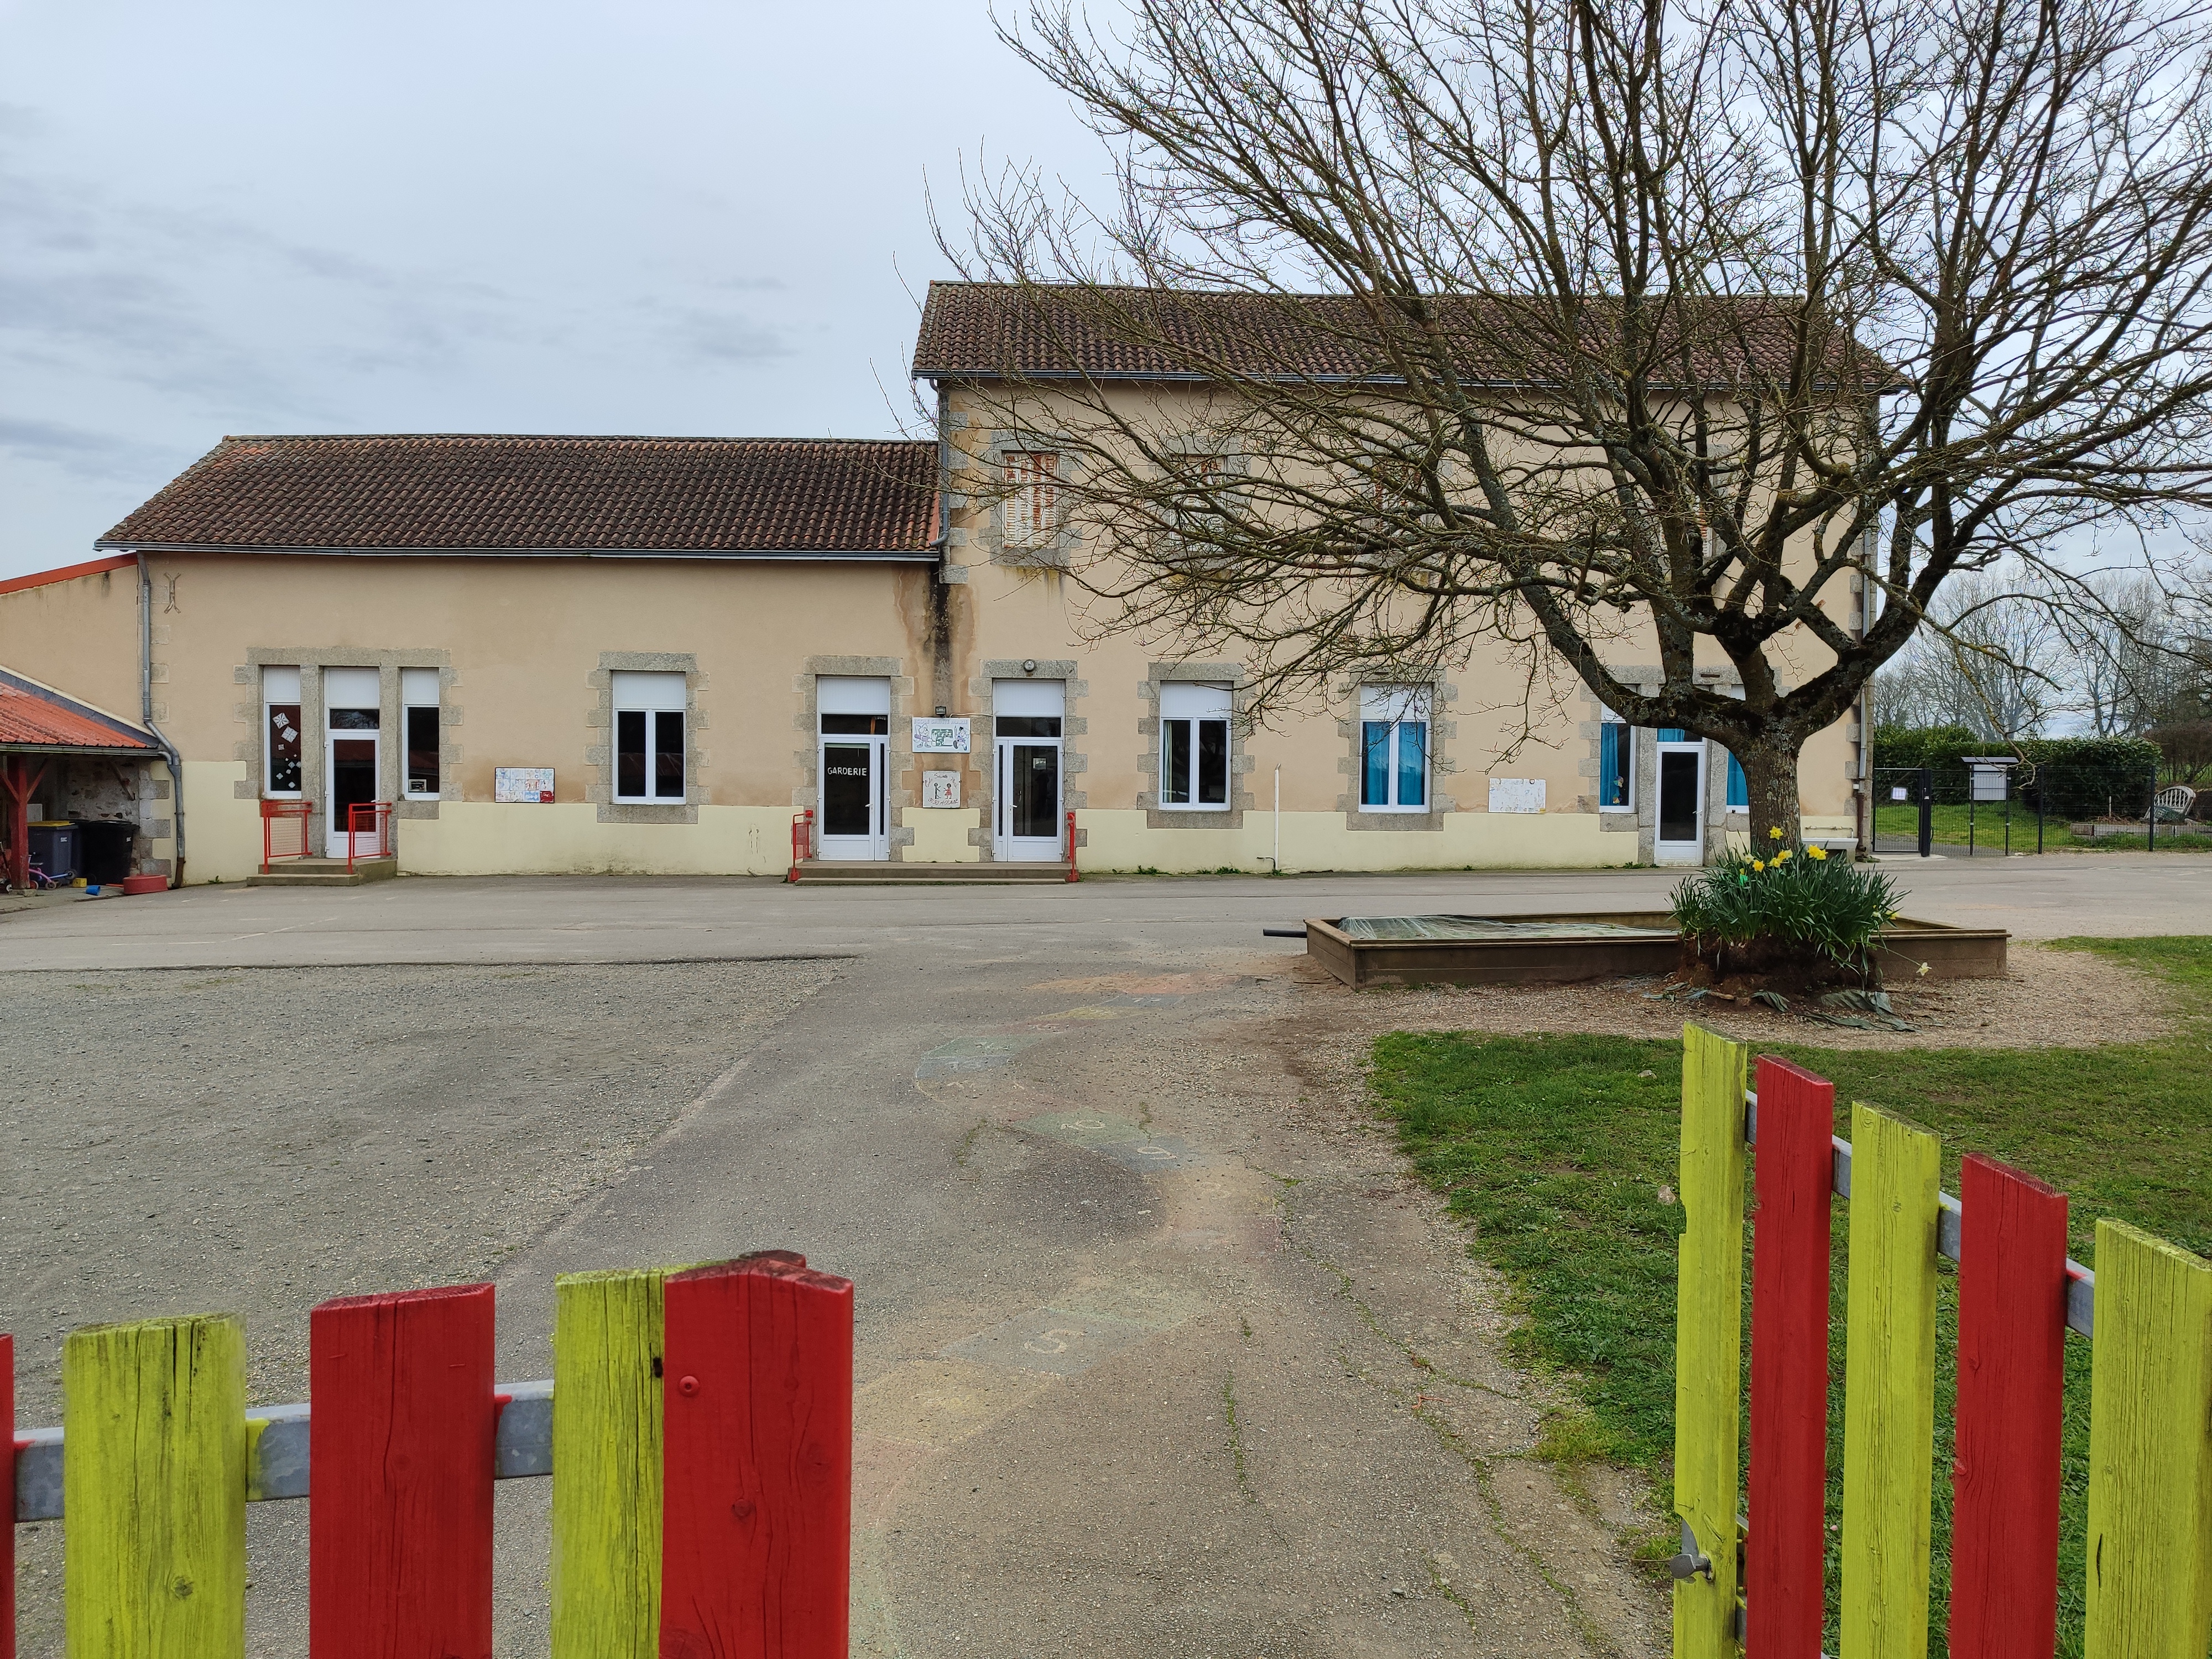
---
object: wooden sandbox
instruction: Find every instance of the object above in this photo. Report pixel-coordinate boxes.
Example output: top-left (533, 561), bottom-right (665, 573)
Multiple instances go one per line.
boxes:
top-left (1301, 913), bottom-right (2009, 988)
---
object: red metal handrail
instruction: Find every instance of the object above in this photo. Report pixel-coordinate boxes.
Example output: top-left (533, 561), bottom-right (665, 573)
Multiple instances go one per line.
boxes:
top-left (346, 801), bottom-right (393, 872)
top-left (788, 809), bottom-right (813, 882)
top-left (1065, 809), bottom-right (1079, 882)
top-left (260, 799), bottom-right (312, 873)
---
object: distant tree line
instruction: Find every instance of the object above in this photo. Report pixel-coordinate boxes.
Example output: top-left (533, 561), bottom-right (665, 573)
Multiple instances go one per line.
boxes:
top-left (1871, 565), bottom-right (2212, 781)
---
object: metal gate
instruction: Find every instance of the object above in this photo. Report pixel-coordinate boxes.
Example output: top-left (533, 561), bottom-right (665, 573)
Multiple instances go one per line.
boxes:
top-left (1871, 766), bottom-right (1933, 857)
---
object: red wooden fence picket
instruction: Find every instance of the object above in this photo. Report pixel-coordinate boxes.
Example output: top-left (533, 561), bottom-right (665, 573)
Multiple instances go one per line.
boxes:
top-left (661, 1255), bottom-right (854, 1659)
top-left (309, 1283), bottom-right (497, 1659)
top-left (1948, 1155), bottom-right (2069, 1659)
top-left (1746, 1057), bottom-right (1834, 1659)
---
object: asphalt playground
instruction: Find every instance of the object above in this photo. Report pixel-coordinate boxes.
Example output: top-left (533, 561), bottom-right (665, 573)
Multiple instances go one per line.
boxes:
top-left (2, 856), bottom-right (2200, 1657)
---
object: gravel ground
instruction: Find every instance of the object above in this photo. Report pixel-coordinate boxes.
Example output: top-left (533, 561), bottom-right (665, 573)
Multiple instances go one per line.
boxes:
top-left (1271, 938), bottom-right (2179, 1053)
top-left (1, 959), bottom-right (836, 1422)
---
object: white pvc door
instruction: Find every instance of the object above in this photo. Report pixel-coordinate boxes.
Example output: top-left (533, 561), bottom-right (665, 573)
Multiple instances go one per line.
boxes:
top-left (1654, 740), bottom-right (1704, 865)
top-left (817, 676), bottom-right (891, 860)
top-left (993, 679), bottom-right (1065, 860)
top-left (323, 667), bottom-right (381, 857)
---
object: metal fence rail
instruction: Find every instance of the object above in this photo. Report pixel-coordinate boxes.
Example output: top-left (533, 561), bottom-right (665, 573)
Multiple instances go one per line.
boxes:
top-left (1871, 760), bottom-right (2209, 855)
top-left (11, 1379), bottom-right (554, 1522)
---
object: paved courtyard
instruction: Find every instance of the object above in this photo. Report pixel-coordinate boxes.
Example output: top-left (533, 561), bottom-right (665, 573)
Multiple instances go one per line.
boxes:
top-left (2, 858), bottom-right (2201, 1656)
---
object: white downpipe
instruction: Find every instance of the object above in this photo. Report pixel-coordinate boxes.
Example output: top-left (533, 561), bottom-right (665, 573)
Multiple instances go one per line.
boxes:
top-left (1272, 766), bottom-right (1281, 873)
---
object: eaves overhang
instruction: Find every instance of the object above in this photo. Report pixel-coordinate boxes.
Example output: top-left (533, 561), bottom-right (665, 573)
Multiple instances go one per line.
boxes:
top-left (0, 742), bottom-right (163, 757)
top-left (912, 366), bottom-right (1892, 394)
top-left (92, 542), bottom-right (938, 562)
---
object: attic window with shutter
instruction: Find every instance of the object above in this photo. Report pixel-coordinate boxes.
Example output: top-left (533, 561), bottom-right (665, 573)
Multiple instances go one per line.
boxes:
top-left (1004, 451), bottom-right (1058, 548)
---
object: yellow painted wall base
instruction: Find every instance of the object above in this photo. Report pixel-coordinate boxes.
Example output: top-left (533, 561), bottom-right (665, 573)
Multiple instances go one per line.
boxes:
top-left (182, 791), bottom-right (1813, 881)
top-left (181, 762), bottom-right (265, 886)
top-left (901, 806), bottom-right (981, 863)
top-left (400, 804), bottom-right (795, 877)
top-left (1076, 808), bottom-right (1620, 873)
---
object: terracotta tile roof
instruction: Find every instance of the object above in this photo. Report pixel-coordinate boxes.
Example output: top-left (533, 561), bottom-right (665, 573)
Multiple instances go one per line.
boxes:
top-left (0, 668), bottom-right (156, 752)
top-left (97, 435), bottom-right (939, 556)
top-left (912, 281), bottom-right (1880, 389)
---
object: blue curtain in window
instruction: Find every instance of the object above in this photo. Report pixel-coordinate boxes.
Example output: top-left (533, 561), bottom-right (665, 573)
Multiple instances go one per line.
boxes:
top-left (1397, 722), bottom-right (1427, 807)
top-left (1599, 723), bottom-right (1627, 807)
top-left (1361, 722), bottom-right (1391, 806)
top-left (1726, 751), bottom-right (1749, 807)
top-left (1657, 727), bottom-right (1687, 743)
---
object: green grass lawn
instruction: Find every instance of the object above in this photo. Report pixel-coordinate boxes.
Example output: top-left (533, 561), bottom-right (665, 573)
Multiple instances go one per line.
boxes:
top-left (1872, 801), bottom-right (2212, 852)
top-left (1370, 936), bottom-right (2212, 1657)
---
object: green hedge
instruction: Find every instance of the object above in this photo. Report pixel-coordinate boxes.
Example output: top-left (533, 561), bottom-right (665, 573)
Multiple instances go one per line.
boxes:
top-left (1872, 727), bottom-right (2162, 817)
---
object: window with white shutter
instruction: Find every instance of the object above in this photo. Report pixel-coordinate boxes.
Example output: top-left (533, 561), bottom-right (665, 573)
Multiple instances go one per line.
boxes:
top-left (1004, 451), bottom-right (1058, 548)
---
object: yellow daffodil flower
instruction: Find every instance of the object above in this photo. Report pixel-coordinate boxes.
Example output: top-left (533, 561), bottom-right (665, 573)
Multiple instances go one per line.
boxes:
top-left (1774, 848), bottom-right (1792, 862)
top-left (1768, 826), bottom-right (1785, 839)
top-left (1806, 845), bottom-right (1829, 860)
top-left (1750, 859), bottom-right (1765, 872)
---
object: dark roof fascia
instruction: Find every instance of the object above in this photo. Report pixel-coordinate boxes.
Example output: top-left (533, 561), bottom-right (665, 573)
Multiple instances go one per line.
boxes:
top-left (0, 742), bottom-right (160, 757)
top-left (914, 368), bottom-right (1408, 385)
top-left (92, 542), bottom-right (938, 562)
top-left (913, 367), bottom-right (1887, 395)
top-left (211, 432), bottom-right (932, 446)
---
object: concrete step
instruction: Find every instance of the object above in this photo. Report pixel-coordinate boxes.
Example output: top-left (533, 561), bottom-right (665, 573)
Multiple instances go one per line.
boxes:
top-left (248, 858), bottom-right (399, 888)
top-left (791, 860), bottom-right (1072, 886)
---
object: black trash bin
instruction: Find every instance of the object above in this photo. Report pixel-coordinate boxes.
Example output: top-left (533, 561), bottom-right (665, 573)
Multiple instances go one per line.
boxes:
top-left (74, 819), bottom-right (137, 885)
top-left (27, 822), bottom-right (78, 881)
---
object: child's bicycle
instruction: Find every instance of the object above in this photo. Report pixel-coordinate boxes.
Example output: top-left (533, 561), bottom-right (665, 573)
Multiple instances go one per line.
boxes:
top-left (22, 858), bottom-right (66, 891)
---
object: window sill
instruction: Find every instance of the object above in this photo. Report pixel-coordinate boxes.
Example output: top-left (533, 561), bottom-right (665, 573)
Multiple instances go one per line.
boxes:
top-left (598, 798), bottom-right (698, 826)
top-left (1357, 805), bottom-right (1432, 815)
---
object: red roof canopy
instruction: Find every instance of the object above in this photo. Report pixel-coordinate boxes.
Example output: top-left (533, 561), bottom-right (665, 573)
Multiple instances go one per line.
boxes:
top-left (0, 669), bottom-right (157, 753)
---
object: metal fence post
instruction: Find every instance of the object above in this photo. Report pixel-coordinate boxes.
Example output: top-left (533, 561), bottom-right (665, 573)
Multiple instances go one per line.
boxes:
top-left (1917, 768), bottom-right (1933, 858)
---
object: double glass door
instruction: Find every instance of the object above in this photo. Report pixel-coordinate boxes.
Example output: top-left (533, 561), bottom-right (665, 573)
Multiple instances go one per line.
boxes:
top-left (818, 716), bottom-right (889, 860)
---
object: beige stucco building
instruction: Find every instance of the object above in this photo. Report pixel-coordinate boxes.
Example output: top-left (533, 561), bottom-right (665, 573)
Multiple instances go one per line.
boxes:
top-left (0, 288), bottom-right (1862, 886)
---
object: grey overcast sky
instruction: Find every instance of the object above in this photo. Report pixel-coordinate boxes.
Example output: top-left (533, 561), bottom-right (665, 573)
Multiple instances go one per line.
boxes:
top-left (0, 1), bottom-right (1104, 579)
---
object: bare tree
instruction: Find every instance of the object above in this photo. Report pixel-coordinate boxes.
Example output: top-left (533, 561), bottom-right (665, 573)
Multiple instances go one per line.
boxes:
top-left (2058, 568), bottom-right (2212, 733)
top-left (1870, 569), bottom-right (2068, 737)
top-left (939, 0), bottom-right (2212, 839)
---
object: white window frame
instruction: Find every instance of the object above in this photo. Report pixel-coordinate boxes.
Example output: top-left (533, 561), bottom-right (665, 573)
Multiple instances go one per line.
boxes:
top-left (401, 668), bottom-right (440, 801)
top-left (261, 666), bottom-right (304, 799)
top-left (1358, 686), bottom-right (1431, 813)
top-left (1598, 708), bottom-right (1636, 813)
top-left (1159, 681), bottom-right (1232, 811)
top-left (1003, 450), bottom-right (1059, 549)
top-left (612, 671), bottom-right (687, 804)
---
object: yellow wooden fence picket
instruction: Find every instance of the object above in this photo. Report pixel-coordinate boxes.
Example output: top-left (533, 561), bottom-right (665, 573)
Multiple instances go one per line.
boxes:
top-left (61, 1315), bottom-right (248, 1659)
top-left (1673, 1024), bottom-right (1747, 1659)
top-left (550, 1266), bottom-right (670, 1659)
top-left (1838, 1103), bottom-right (1942, 1659)
top-left (2083, 1219), bottom-right (2212, 1659)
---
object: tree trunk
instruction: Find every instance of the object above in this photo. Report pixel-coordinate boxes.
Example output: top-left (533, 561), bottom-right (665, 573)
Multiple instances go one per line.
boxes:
top-left (1736, 729), bottom-right (1805, 849)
